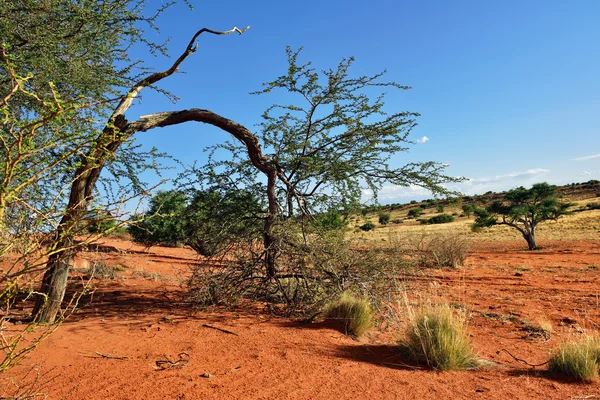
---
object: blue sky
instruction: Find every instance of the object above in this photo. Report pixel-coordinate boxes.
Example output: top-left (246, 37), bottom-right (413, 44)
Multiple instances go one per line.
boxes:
top-left (124, 0), bottom-right (600, 203)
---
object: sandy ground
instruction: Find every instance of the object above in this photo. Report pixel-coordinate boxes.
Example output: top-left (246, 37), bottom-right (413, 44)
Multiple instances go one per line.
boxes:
top-left (3, 237), bottom-right (600, 399)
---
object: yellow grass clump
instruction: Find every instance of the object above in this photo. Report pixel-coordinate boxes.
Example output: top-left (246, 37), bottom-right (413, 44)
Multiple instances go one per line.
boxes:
top-left (325, 292), bottom-right (374, 337)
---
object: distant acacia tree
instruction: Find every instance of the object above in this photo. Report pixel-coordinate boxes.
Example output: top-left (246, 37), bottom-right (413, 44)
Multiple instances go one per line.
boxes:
top-left (462, 204), bottom-right (474, 218)
top-left (472, 183), bottom-right (572, 250)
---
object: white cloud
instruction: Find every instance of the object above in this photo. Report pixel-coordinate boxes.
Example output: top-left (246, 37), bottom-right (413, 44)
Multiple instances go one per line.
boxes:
top-left (580, 170), bottom-right (592, 176)
top-left (574, 154), bottom-right (600, 161)
top-left (416, 136), bottom-right (429, 144)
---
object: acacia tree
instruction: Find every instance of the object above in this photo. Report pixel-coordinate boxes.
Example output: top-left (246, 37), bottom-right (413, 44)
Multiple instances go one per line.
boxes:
top-left (32, 25), bottom-right (270, 323)
top-left (195, 48), bottom-right (461, 276)
top-left (472, 182), bottom-right (573, 250)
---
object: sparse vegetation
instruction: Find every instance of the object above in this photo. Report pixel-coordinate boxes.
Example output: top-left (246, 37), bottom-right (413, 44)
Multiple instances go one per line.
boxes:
top-left (359, 222), bottom-right (376, 231)
top-left (403, 303), bottom-right (478, 370)
top-left (407, 209), bottom-right (423, 218)
top-left (426, 214), bottom-right (454, 225)
top-left (422, 233), bottom-right (470, 268)
top-left (378, 212), bottom-right (391, 225)
top-left (548, 335), bottom-right (600, 381)
top-left (472, 183), bottom-right (573, 250)
top-left (325, 292), bottom-right (374, 337)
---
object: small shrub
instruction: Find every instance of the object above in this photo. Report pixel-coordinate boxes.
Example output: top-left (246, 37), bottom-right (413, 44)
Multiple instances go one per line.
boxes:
top-left (548, 335), bottom-right (600, 381)
top-left (391, 219), bottom-right (403, 224)
top-left (325, 292), bottom-right (373, 337)
top-left (359, 222), bottom-right (376, 231)
top-left (436, 204), bottom-right (444, 213)
top-left (424, 233), bottom-right (470, 268)
top-left (403, 304), bottom-right (478, 370)
top-left (80, 261), bottom-right (118, 280)
top-left (419, 204), bottom-right (428, 209)
top-left (427, 214), bottom-right (455, 224)
top-left (586, 202), bottom-right (600, 210)
top-left (407, 209), bottom-right (422, 218)
top-left (410, 200), bottom-right (417, 205)
top-left (378, 212), bottom-right (390, 225)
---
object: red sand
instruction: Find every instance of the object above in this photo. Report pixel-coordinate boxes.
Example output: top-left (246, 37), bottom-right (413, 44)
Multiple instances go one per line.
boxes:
top-left (3, 238), bottom-right (600, 399)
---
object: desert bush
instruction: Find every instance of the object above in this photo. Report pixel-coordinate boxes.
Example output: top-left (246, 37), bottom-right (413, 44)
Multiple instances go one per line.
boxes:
top-left (413, 233), bottom-right (470, 268)
top-left (427, 214), bottom-right (455, 224)
top-left (318, 210), bottom-right (347, 231)
top-left (461, 204), bottom-right (474, 218)
top-left (325, 291), bottom-right (373, 337)
top-left (548, 335), bottom-right (600, 381)
top-left (359, 222), bottom-right (376, 231)
top-left (436, 204), bottom-right (444, 213)
top-left (586, 202), bottom-right (600, 210)
top-left (403, 303), bottom-right (478, 370)
top-left (79, 260), bottom-right (119, 280)
top-left (378, 212), bottom-right (390, 225)
top-left (187, 220), bottom-right (410, 316)
top-left (407, 209), bottom-right (422, 218)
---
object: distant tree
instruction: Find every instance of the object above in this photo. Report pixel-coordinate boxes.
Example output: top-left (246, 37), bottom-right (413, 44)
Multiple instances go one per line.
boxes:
top-left (472, 183), bottom-right (573, 250)
top-left (407, 209), bottom-right (423, 218)
top-left (129, 191), bottom-right (189, 248)
top-left (184, 189), bottom-right (264, 256)
top-left (318, 209), bottom-right (347, 231)
top-left (427, 214), bottom-right (454, 224)
top-left (461, 204), bottom-right (474, 218)
top-left (410, 200), bottom-right (418, 205)
top-left (359, 222), bottom-right (376, 231)
top-left (378, 212), bottom-right (390, 225)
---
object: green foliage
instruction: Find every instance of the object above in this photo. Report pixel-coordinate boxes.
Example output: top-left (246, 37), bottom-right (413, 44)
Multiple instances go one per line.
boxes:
top-left (318, 209), bottom-right (347, 231)
top-left (378, 212), bottom-right (391, 225)
top-left (407, 209), bottom-right (423, 218)
top-left (129, 189), bottom-right (264, 255)
top-left (461, 204), bottom-right (474, 218)
top-left (359, 222), bottom-right (376, 231)
top-left (410, 200), bottom-right (418, 205)
top-left (427, 214), bottom-right (455, 224)
top-left (436, 204), bottom-right (445, 213)
top-left (325, 292), bottom-right (373, 337)
top-left (472, 183), bottom-right (573, 250)
top-left (403, 304), bottom-right (478, 370)
top-left (548, 336), bottom-right (600, 381)
top-left (128, 191), bottom-right (189, 248)
top-left (184, 189), bottom-right (264, 256)
top-left (200, 47), bottom-right (461, 220)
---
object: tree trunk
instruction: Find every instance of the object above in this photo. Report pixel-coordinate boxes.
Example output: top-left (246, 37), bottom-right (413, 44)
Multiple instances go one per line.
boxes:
top-left (32, 27), bottom-right (252, 324)
top-left (264, 171), bottom-right (278, 278)
top-left (523, 232), bottom-right (537, 250)
top-left (31, 246), bottom-right (72, 324)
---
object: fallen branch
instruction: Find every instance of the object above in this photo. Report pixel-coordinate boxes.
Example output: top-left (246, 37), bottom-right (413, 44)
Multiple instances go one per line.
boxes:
top-left (202, 324), bottom-right (239, 336)
top-left (500, 349), bottom-right (549, 368)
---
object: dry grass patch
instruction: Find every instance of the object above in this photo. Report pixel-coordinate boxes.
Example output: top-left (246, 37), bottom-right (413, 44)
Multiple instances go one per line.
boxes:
top-left (548, 335), bottom-right (600, 381)
top-left (325, 292), bottom-right (373, 338)
top-left (402, 303), bottom-right (479, 370)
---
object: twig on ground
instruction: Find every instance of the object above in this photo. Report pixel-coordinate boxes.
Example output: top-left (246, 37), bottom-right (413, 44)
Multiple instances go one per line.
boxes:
top-left (201, 324), bottom-right (239, 336)
top-left (500, 349), bottom-right (549, 368)
top-left (154, 352), bottom-right (190, 370)
top-left (92, 352), bottom-right (130, 360)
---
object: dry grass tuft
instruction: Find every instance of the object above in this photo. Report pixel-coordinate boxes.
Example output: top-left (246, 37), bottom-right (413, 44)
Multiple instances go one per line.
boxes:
top-left (548, 335), bottom-right (600, 381)
top-left (403, 303), bottom-right (479, 370)
top-left (325, 292), bottom-right (374, 337)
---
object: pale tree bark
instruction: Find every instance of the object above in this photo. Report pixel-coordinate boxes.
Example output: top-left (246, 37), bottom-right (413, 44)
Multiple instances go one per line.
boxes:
top-left (33, 25), bottom-right (263, 323)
